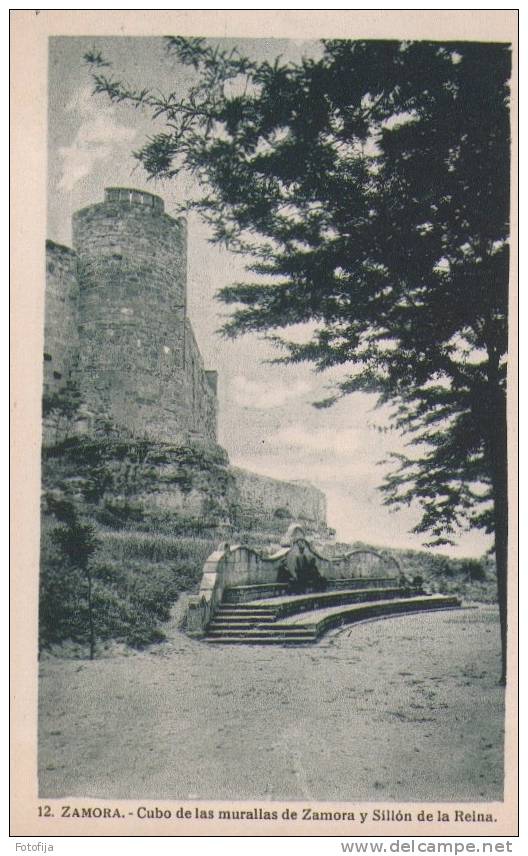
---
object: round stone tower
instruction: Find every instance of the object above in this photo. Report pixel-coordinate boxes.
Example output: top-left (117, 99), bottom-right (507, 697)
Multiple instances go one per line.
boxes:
top-left (72, 187), bottom-right (190, 441)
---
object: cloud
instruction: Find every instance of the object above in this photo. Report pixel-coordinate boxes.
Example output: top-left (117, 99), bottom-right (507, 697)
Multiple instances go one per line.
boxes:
top-left (58, 85), bottom-right (137, 192)
top-left (231, 374), bottom-right (311, 410)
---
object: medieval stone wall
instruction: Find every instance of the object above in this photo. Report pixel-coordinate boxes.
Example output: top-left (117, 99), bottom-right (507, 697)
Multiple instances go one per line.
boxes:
top-left (43, 187), bottom-right (328, 533)
top-left (44, 241), bottom-right (79, 394)
top-left (183, 321), bottom-right (217, 443)
top-left (44, 189), bottom-right (218, 446)
top-left (71, 188), bottom-right (209, 442)
top-left (230, 467), bottom-right (328, 535)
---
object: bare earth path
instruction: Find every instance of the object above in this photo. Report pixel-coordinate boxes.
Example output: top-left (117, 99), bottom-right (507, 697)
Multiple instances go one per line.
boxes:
top-left (38, 605), bottom-right (504, 802)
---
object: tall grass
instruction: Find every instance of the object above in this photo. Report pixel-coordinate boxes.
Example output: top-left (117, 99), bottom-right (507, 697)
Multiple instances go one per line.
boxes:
top-left (97, 529), bottom-right (215, 567)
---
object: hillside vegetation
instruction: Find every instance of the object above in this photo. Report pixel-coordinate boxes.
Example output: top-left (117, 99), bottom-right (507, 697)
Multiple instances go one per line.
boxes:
top-left (40, 388), bottom-right (495, 659)
top-left (347, 542), bottom-right (497, 604)
top-left (40, 401), bottom-right (222, 656)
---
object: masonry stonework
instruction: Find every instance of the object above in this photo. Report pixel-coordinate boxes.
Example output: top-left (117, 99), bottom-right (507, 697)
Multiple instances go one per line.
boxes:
top-left (44, 240), bottom-right (79, 394)
top-left (230, 467), bottom-right (327, 535)
top-left (71, 187), bottom-right (216, 442)
top-left (44, 187), bottom-right (328, 534)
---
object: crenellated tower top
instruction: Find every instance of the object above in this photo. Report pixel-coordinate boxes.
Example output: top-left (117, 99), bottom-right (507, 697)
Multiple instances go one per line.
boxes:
top-left (104, 187), bottom-right (165, 213)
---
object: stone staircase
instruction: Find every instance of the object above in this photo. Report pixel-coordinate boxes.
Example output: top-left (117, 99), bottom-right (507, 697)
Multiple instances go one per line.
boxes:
top-left (203, 590), bottom-right (461, 645)
top-left (206, 604), bottom-right (318, 644)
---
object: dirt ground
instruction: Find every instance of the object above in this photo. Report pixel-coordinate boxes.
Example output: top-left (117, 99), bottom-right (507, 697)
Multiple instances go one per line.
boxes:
top-left (38, 603), bottom-right (504, 802)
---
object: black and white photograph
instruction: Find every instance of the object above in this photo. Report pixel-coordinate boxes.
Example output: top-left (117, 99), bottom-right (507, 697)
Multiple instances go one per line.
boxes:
top-left (11, 10), bottom-right (518, 838)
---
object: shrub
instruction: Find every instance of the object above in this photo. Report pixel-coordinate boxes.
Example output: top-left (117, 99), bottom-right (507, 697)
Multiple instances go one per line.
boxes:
top-left (39, 417), bottom-right (227, 656)
top-left (95, 500), bottom-right (145, 529)
top-left (461, 559), bottom-right (487, 581)
top-left (40, 515), bottom-right (214, 655)
top-left (273, 507), bottom-right (291, 519)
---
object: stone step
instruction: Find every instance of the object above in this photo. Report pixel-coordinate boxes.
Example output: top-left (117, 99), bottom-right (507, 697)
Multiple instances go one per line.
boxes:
top-left (223, 587), bottom-right (409, 613)
top-left (208, 621), bottom-right (277, 630)
top-left (203, 594), bottom-right (461, 645)
top-left (204, 635), bottom-right (316, 645)
top-left (216, 605), bottom-right (278, 614)
top-left (211, 615), bottom-right (276, 624)
top-left (209, 612), bottom-right (276, 624)
top-left (215, 608), bottom-right (277, 616)
top-left (206, 627), bottom-right (316, 639)
top-left (222, 584), bottom-right (289, 604)
top-left (222, 580), bottom-right (404, 605)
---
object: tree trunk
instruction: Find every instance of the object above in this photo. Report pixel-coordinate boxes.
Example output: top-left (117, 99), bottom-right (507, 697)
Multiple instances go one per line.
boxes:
top-left (86, 569), bottom-right (95, 661)
top-left (493, 481), bottom-right (508, 685)
top-left (487, 386), bottom-right (508, 685)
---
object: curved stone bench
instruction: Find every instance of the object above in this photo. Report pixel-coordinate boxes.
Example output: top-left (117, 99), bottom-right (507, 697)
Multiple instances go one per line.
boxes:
top-left (222, 577), bottom-right (400, 604)
top-left (222, 583), bottom-right (290, 603)
top-left (204, 594), bottom-right (462, 644)
top-left (242, 586), bottom-right (419, 617)
top-left (277, 594), bottom-right (461, 635)
top-left (186, 524), bottom-right (422, 638)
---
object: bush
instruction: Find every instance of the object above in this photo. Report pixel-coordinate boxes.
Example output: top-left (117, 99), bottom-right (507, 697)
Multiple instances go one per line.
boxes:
top-left (39, 526), bottom-right (92, 650)
top-left (40, 513), bottom-right (214, 655)
top-left (39, 416), bottom-right (227, 656)
top-left (40, 546), bottom-right (183, 654)
top-left (95, 500), bottom-right (145, 529)
top-left (461, 559), bottom-right (487, 581)
top-left (273, 507), bottom-right (291, 519)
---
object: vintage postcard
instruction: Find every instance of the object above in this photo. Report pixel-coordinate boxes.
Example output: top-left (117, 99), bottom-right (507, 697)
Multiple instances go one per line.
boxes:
top-left (11, 10), bottom-right (518, 838)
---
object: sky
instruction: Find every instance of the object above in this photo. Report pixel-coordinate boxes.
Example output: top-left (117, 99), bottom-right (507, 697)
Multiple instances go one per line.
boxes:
top-left (47, 35), bottom-right (493, 558)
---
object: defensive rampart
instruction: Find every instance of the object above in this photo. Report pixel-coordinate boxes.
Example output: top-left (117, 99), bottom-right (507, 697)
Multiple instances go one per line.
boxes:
top-left (71, 188), bottom-right (217, 442)
top-left (44, 188), bottom-right (217, 444)
top-left (43, 188), bottom-right (330, 535)
top-left (229, 467), bottom-right (328, 536)
top-left (44, 241), bottom-right (79, 394)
